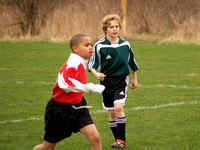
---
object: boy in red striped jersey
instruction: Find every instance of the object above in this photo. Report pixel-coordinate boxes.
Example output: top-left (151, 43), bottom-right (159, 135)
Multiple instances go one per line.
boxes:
top-left (33, 34), bottom-right (105, 150)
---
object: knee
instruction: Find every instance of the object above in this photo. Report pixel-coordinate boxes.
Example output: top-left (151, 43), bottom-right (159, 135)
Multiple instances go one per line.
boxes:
top-left (33, 142), bottom-right (56, 150)
top-left (89, 132), bottom-right (101, 144)
top-left (109, 110), bottom-right (116, 118)
top-left (33, 144), bottom-right (41, 150)
top-left (114, 105), bottom-right (123, 113)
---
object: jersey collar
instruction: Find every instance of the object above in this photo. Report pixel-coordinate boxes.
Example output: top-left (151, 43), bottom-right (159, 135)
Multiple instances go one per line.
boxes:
top-left (105, 36), bottom-right (124, 45)
top-left (70, 53), bottom-right (87, 70)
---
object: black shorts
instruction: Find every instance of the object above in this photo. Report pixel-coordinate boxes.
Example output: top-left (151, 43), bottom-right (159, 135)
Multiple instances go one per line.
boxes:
top-left (44, 97), bottom-right (94, 143)
top-left (100, 75), bottom-right (129, 110)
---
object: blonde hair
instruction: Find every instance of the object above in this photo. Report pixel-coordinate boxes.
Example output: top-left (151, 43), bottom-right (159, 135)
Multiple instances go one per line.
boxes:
top-left (102, 14), bottom-right (121, 35)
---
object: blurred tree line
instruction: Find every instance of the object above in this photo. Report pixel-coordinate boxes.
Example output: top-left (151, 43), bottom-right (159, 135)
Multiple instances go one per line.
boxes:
top-left (0, 0), bottom-right (200, 41)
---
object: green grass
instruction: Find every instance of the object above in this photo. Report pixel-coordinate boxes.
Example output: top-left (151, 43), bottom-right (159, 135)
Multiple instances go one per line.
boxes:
top-left (0, 41), bottom-right (200, 150)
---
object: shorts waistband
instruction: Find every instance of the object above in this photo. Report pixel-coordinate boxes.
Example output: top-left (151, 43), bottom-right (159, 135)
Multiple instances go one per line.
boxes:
top-left (71, 105), bottom-right (93, 109)
top-left (51, 98), bottom-right (93, 109)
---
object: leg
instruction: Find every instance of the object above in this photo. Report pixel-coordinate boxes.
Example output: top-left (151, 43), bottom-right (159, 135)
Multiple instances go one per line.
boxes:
top-left (33, 140), bottom-right (56, 150)
top-left (111, 103), bottom-right (126, 149)
top-left (108, 109), bottom-right (118, 140)
top-left (108, 104), bottom-right (126, 141)
top-left (114, 103), bottom-right (125, 118)
top-left (80, 124), bottom-right (102, 150)
top-left (109, 109), bottom-right (116, 121)
top-left (114, 103), bottom-right (126, 141)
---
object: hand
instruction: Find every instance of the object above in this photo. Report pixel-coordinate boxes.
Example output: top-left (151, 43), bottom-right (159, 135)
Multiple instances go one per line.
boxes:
top-left (87, 83), bottom-right (105, 94)
top-left (130, 78), bottom-right (138, 89)
top-left (95, 72), bottom-right (106, 81)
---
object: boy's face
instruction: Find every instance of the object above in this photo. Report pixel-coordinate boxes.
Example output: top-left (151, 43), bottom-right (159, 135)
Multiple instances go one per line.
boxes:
top-left (73, 36), bottom-right (93, 59)
top-left (106, 20), bottom-right (120, 38)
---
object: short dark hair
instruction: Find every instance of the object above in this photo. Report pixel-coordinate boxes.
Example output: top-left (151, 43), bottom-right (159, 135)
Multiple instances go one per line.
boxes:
top-left (70, 34), bottom-right (88, 51)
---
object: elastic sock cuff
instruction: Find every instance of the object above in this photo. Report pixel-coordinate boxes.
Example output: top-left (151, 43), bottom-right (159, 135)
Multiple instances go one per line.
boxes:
top-left (116, 117), bottom-right (126, 124)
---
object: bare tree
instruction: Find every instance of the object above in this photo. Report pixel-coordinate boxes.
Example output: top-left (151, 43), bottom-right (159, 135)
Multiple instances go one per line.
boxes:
top-left (1, 0), bottom-right (62, 36)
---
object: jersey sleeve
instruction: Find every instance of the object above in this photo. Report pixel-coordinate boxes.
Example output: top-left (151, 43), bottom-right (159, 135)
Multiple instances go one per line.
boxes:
top-left (88, 45), bottom-right (100, 71)
top-left (57, 67), bottom-right (79, 92)
top-left (128, 47), bottom-right (139, 72)
top-left (57, 66), bottom-right (105, 94)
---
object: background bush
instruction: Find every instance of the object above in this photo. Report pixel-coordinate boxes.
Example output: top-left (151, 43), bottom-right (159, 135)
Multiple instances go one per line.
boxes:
top-left (0, 0), bottom-right (200, 43)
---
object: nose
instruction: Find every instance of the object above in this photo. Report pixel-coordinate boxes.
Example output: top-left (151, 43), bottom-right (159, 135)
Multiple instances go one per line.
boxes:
top-left (113, 28), bottom-right (117, 31)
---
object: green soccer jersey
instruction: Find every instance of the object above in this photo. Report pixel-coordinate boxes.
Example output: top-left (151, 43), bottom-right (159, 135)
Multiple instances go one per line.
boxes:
top-left (88, 37), bottom-right (139, 76)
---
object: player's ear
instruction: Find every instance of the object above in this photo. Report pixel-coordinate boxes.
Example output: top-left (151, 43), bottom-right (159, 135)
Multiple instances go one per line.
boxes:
top-left (72, 45), bottom-right (78, 53)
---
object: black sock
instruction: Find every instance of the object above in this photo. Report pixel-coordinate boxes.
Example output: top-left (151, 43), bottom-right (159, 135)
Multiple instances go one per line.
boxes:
top-left (116, 117), bottom-right (126, 141)
top-left (109, 121), bottom-right (118, 140)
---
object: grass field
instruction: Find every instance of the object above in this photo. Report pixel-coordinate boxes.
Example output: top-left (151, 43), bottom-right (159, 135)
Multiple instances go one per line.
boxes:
top-left (0, 41), bottom-right (200, 150)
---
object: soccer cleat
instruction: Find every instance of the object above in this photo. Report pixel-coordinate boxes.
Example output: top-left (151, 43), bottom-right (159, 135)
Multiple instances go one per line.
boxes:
top-left (111, 139), bottom-right (126, 149)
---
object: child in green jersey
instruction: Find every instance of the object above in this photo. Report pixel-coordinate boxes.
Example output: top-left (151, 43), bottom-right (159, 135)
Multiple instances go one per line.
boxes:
top-left (88, 14), bottom-right (139, 149)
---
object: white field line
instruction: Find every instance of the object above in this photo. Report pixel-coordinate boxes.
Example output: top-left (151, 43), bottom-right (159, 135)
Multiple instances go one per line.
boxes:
top-left (0, 80), bottom-right (200, 89)
top-left (0, 101), bottom-right (199, 124)
top-left (138, 84), bottom-right (200, 89)
top-left (0, 117), bottom-right (43, 124)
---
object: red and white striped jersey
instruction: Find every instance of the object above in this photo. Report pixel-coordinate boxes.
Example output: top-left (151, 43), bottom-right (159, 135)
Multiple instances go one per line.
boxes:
top-left (52, 53), bottom-right (87, 105)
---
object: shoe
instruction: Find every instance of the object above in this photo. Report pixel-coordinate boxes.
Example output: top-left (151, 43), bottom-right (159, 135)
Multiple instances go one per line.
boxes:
top-left (111, 139), bottom-right (126, 149)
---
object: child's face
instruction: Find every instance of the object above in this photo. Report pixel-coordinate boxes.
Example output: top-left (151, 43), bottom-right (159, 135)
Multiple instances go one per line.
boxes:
top-left (74, 36), bottom-right (93, 59)
top-left (106, 20), bottom-right (120, 38)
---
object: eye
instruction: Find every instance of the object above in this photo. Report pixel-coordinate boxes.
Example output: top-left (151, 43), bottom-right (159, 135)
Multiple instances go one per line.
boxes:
top-left (108, 25), bottom-right (113, 28)
top-left (84, 43), bottom-right (92, 47)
